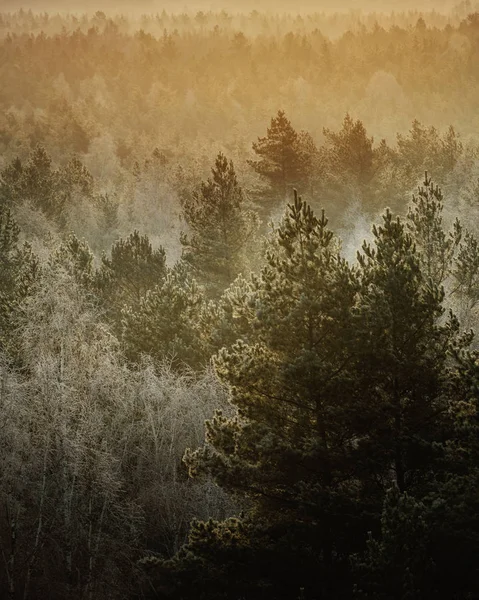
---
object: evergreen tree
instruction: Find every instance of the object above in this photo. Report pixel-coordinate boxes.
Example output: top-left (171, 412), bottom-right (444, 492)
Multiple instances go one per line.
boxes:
top-left (96, 230), bottom-right (167, 329)
top-left (57, 155), bottom-right (95, 203)
top-left (353, 488), bottom-right (434, 600)
top-left (356, 207), bottom-right (460, 494)
top-left (452, 228), bottom-right (479, 316)
top-left (354, 331), bottom-right (479, 600)
top-left (0, 204), bottom-right (38, 362)
top-left (121, 266), bottom-right (207, 370)
top-left (396, 121), bottom-right (463, 184)
top-left (50, 233), bottom-right (96, 290)
top-left (0, 157), bottom-right (24, 206)
top-left (143, 189), bottom-right (474, 600)
top-left (320, 114), bottom-right (391, 215)
top-left (145, 192), bottom-right (362, 599)
top-left (351, 186), bottom-right (478, 600)
top-left (181, 152), bottom-right (258, 299)
top-left (406, 172), bottom-right (461, 287)
top-left (0, 148), bottom-right (95, 226)
top-left (94, 192), bottom-right (119, 241)
top-left (322, 114), bottom-right (377, 188)
top-left (248, 111), bottom-right (317, 211)
top-left (15, 146), bottom-right (61, 219)
top-left (460, 176), bottom-right (479, 209)
top-left (431, 342), bottom-right (479, 599)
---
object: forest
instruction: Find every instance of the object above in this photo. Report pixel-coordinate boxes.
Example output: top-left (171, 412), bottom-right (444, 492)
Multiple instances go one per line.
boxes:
top-left (1, 2), bottom-right (479, 599)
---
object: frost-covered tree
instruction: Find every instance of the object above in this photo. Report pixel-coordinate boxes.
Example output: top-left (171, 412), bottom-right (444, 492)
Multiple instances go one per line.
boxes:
top-left (352, 488), bottom-right (434, 600)
top-left (0, 148), bottom-right (95, 227)
top-left (0, 204), bottom-right (38, 362)
top-left (121, 266), bottom-right (208, 370)
top-left (143, 189), bottom-right (473, 600)
top-left (0, 259), bottom-right (233, 599)
top-left (0, 263), bottom-right (141, 600)
top-left (322, 114), bottom-right (377, 188)
top-left (49, 232), bottom-right (96, 289)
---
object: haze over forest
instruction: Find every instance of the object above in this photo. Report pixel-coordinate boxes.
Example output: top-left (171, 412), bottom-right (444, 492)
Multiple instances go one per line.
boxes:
top-left (0, 1), bottom-right (468, 13)
top-left (1, 1), bottom-right (479, 599)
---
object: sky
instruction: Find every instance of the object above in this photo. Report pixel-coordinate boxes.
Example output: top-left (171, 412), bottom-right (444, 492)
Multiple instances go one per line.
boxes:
top-left (0, 0), bottom-right (461, 14)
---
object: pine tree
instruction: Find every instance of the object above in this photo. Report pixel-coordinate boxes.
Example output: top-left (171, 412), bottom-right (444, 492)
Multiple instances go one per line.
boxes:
top-left (50, 233), bottom-right (96, 290)
top-left (0, 149), bottom-right (95, 227)
top-left (181, 152), bottom-right (258, 299)
top-left (356, 207), bottom-right (460, 493)
top-left (57, 156), bottom-right (95, 203)
top-left (121, 266), bottom-right (207, 370)
top-left (0, 204), bottom-right (38, 362)
top-left (320, 115), bottom-right (391, 216)
top-left (406, 172), bottom-right (461, 287)
top-left (352, 488), bottom-right (434, 600)
top-left (322, 114), bottom-right (376, 188)
top-left (96, 231), bottom-right (167, 330)
top-left (248, 111), bottom-right (317, 211)
top-left (396, 121), bottom-right (463, 184)
top-left (460, 176), bottom-right (479, 209)
top-left (147, 192), bottom-right (361, 599)
top-left (18, 146), bottom-right (61, 219)
top-left (142, 191), bottom-right (473, 600)
top-left (431, 341), bottom-right (479, 600)
top-left (452, 228), bottom-right (479, 316)
top-left (0, 156), bottom-right (24, 206)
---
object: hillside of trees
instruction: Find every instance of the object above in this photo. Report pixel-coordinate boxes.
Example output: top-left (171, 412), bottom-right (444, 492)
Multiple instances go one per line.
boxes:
top-left (2, 4), bottom-right (479, 600)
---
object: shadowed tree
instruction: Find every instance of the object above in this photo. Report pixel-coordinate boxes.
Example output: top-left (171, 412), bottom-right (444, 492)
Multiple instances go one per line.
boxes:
top-left (143, 192), bottom-right (362, 600)
top-left (121, 266), bottom-right (208, 370)
top-left (248, 111), bottom-right (318, 214)
top-left (181, 152), bottom-right (258, 299)
top-left (96, 230), bottom-right (167, 330)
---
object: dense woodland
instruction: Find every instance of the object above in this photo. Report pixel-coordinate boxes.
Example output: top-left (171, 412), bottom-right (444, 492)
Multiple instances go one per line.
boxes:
top-left (2, 4), bottom-right (479, 599)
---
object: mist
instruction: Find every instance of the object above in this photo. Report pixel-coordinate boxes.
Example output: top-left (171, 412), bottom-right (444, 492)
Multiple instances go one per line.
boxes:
top-left (1, 1), bottom-right (479, 599)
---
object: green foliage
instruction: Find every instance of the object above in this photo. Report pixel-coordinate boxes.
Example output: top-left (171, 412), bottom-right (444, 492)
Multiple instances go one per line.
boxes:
top-left (353, 488), bottom-right (434, 600)
top-left (322, 114), bottom-right (378, 189)
top-left (356, 206), bottom-right (459, 493)
top-left (452, 228), bottom-right (479, 312)
top-left (49, 233), bottom-right (96, 289)
top-left (407, 172), bottom-right (462, 287)
top-left (181, 152), bottom-right (258, 298)
top-left (146, 188), bottom-right (477, 599)
top-left (7, 146), bottom-right (60, 218)
top-left (97, 230), bottom-right (167, 329)
top-left (5, 7), bottom-right (479, 600)
top-left (58, 155), bottom-right (94, 200)
top-left (121, 266), bottom-right (207, 370)
top-left (0, 203), bottom-right (38, 362)
top-left (0, 147), bottom-right (94, 225)
top-left (95, 192), bottom-right (119, 231)
top-left (248, 111), bottom-right (318, 211)
top-left (161, 192), bottom-right (362, 598)
top-left (461, 176), bottom-right (479, 209)
top-left (397, 121), bottom-right (463, 183)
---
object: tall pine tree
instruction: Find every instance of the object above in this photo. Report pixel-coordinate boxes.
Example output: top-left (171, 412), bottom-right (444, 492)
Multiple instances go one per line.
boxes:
top-left (145, 192), bottom-right (362, 600)
top-left (248, 111), bottom-right (318, 215)
top-left (181, 152), bottom-right (258, 299)
top-left (96, 231), bottom-right (167, 331)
